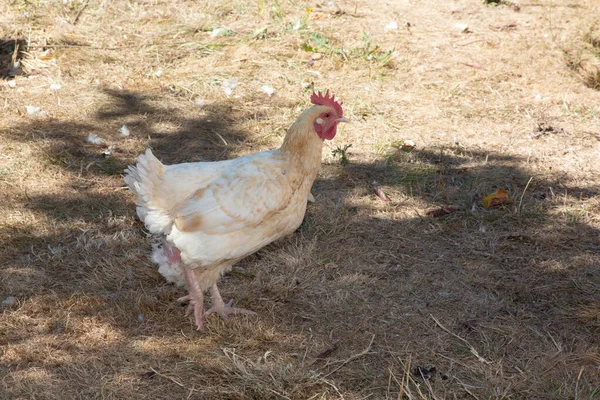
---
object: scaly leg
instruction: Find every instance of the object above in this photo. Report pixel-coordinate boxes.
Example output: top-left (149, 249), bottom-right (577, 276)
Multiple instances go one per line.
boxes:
top-left (205, 284), bottom-right (256, 320)
top-left (178, 266), bottom-right (205, 330)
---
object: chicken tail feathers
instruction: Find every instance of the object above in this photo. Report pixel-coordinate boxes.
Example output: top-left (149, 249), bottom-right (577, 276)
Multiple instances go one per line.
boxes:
top-left (124, 149), bottom-right (173, 234)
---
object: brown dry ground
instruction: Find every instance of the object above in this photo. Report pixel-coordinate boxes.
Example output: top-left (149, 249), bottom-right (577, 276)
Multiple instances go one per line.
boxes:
top-left (1, 0), bottom-right (600, 399)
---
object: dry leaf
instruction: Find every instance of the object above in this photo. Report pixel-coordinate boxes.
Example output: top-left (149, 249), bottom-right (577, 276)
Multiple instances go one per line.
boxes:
top-left (426, 206), bottom-right (458, 217)
top-left (483, 188), bottom-right (514, 208)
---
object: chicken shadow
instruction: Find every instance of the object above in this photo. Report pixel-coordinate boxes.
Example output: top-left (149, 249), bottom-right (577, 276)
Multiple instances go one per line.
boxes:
top-left (307, 145), bottom-right (600, 326)
top-left (1, 87), bottom-right (267, 298)
top-left (5, 87), bottom-right (266, 179)
top-left (292, 143), bottom-right (600, 394)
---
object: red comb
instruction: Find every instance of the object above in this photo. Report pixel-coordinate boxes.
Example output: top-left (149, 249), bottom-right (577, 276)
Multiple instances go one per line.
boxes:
top-left (311, 90), bottom-right (343, 117)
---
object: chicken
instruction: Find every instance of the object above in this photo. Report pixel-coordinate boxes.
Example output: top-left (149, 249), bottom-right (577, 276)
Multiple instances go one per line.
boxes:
top-left (124, 90), bottom-right (347, 329)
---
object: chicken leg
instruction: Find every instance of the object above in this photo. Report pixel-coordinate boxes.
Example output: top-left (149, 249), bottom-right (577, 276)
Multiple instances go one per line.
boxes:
top-left (205, 284), bottom-right (256, 320)
top-left (178, 266), bottom-right (205, 330)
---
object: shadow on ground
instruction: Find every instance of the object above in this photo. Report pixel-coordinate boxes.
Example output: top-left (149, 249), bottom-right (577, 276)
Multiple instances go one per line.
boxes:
top-left (2, 88), bottom-right (600, 399)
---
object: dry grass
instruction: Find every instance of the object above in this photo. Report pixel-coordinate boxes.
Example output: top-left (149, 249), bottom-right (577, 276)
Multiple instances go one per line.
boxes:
top-left (2, 0), bottom-right (600, 398)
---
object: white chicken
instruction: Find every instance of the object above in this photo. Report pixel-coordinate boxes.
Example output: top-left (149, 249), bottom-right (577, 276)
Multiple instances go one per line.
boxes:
top-left (125, 90), bottom-right (347, 329)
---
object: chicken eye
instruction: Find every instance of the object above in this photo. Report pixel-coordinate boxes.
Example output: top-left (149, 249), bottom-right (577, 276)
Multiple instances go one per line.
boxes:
top-left (324, 113), bottom-right (330, 118)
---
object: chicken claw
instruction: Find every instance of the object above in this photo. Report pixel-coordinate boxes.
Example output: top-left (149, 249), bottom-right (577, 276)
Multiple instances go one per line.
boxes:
top-left (177, 295), bottom-right (195, 317)
top-left (206, 284), bottom-right (256, 320)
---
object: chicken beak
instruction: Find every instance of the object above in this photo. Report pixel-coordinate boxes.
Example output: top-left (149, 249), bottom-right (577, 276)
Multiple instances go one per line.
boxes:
top-left (337, 116), bottom-right (349, 123)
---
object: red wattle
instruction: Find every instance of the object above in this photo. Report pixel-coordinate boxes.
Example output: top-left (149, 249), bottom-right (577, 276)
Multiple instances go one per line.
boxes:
top-left (315, 124), bottom-right (337, 141)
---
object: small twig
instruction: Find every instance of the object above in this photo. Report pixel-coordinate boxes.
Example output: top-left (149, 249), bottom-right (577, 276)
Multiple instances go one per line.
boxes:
top-left (26, 44), bottom-right (126, 50)
top-left (149, 368), bottom-right (184, 387)
top-left (319, 378), bottom-right (344, 398)
top-left (212, 130), bottom-right (228, 146)
top-left (455, 39), bottom-right (485, 47)
top-left (72, 0), bottom-right (89, 25)
top-left (430, 315), bottom-right (490, 364)
top-left (518, 177), bottom-right (533, 215)
top-left (435, 352), bottom-right (473, 370)
top-left (99, 185), bottom-right (129, 192)
top-left (546, 330), bottom-right (562, 353)
top-left (421, 372), bottom-right (440, 400)
top-left (461, 62), bottom-right (485, 70)
top-left (321, 334), bottom-right (375, 378)
top-left (455, 377), bottom-right (482, 400)
top-left (402, 358), bottom-right (427, 399)
top-left (397, 356), bottom-right (411, 400)
top-left (399, 357), bottom-right (409, 400)
top-left (268, 388), bottom-right (291, 399)
top-left (386, 367), bottom-right (393, 399)
top-left (149, 367), bottom-right (198, 392)
top-left (575, 366), bottom-right (584, 400)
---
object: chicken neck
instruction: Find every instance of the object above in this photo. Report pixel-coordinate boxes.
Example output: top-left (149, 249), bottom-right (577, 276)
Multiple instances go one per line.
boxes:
top-left (279, 122), bottom-right (325, 185)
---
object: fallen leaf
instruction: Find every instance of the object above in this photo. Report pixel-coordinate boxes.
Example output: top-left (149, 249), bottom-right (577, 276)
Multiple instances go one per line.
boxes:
top-left (301, 42), bottom-right (318, 53)
top-left (315, 344), bottom-right (339, 360)
top-left (371, 180), bottom-right (389, 202)
top-left (426, 206), bottom-right (458, 217)
top-left (489, 23), bottom-right (517, 31)
top-left (483, 188), bottom-right (514, 208)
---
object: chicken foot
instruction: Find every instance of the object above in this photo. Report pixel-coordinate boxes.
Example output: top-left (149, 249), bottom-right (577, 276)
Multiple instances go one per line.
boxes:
top-left (178, 266), bottom-right (205, 330)
top-left (205, 284), bottom-right (256, 320)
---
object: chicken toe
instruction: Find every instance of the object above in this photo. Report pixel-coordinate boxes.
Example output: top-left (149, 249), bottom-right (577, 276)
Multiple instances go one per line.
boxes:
top-left (180, 267), bottom-right (205, 330)
top-left (205, 284), bottom-right (256, 320)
